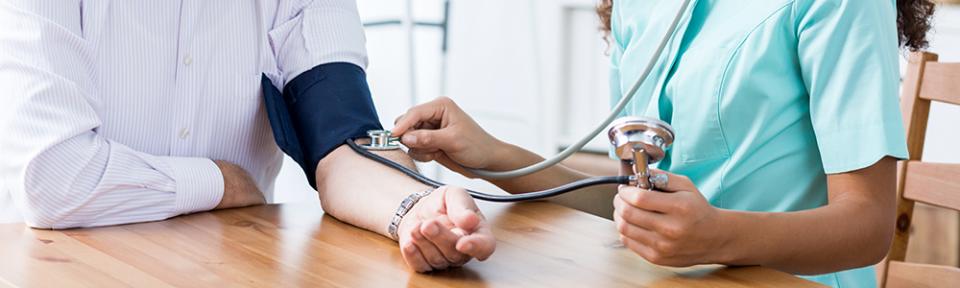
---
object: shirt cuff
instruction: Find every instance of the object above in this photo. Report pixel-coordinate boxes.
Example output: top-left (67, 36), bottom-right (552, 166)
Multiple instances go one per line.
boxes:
top-left (165, 157), bottom-right (224, 214)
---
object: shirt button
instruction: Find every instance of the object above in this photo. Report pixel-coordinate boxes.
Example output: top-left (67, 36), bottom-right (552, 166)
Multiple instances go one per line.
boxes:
top-left (183, 55), bottom-right (193, 66)
top-left (178, 128), bottom-right (190, 139)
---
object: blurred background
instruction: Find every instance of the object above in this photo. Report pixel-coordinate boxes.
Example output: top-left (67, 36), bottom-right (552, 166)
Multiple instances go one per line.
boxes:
top-left (270, 0), bottom-right (960, 268)
top-left (274, 0), bottom-right (621, 203)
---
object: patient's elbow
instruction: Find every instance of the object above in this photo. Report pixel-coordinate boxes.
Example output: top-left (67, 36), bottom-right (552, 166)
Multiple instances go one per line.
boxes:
top-left (19, 191), bottom-right (80, 230)
top-left (18, 181), bottom-right (82, 230)
top-left (20, 205), bottom-right (69, 230)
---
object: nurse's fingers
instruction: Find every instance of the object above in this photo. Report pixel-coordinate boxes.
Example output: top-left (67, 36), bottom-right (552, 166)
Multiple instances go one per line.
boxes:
top-left (401, 128), bottom-right (459, 150)
top-left (393, 99), bottom-right (448, 135)
top-left (647, 170), bottom-right (696, 193)
top-left (614, 215), bottom-right (660, 252)
top-left (620, 234), bottom-right (680, 267)
top-left (617, 186), bottom-right (679, 214)
top-left (407, 148), bottom-right (442, 163)
top-left (394, 113), bottom-right (440, 135)
top-left (613, 195), bottom-right (670, 231)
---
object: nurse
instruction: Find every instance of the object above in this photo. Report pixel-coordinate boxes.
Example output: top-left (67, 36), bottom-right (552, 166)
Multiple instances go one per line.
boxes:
top-left (391, 0), bottom-right (934, 286)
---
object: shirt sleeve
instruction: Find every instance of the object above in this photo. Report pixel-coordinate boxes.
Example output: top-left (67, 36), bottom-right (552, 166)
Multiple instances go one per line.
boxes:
top-left (794, 0), bottom-right (909, 174)
top-left (0, 1), bottom-right (224, 229)
top-left (268, 0), bottom-right (367, 86)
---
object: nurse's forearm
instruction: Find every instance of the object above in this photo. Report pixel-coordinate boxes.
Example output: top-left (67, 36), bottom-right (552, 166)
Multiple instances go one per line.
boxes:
top-left (716, 158), bottom-right (896, 275)
top-left (717, 203), bottom-right (888, 274)
top-left (483, 143), bottom-right (602, 194)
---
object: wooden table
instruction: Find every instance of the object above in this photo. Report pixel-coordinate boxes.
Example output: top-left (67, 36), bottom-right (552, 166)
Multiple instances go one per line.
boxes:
top-left (0, 201), bottom-right (821, 287)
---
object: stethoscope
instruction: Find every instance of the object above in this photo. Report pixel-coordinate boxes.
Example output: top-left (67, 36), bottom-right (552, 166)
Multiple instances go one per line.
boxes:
top-left (349, 0), bottom-right (693, 202)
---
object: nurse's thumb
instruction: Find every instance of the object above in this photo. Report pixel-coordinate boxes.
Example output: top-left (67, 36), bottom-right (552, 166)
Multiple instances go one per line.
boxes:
top-left (401, 129), bottom-right (455, 150)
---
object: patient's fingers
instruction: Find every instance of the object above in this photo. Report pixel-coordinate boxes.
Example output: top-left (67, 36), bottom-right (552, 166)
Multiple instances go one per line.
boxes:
top-left (421, 219), bottom-right (470, 265)
top-left (409, 221), bottom-right (450, 270)
top-left (444, 187), bottom-right (482, 233)
top-left (402, 242), bottom-right (432, 272)
top-left (456, 225), bottom-right (496, 261)
top-left (400, 223), bottom-right (433, 273)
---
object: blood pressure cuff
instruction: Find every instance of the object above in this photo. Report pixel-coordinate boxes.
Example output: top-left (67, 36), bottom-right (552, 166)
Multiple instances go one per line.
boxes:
top-left (262, 62), bottom-right (383, 189)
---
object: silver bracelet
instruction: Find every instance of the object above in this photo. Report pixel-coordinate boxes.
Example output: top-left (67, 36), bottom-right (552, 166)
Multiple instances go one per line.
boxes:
top-left (388, 188), bottom-right (435, 241)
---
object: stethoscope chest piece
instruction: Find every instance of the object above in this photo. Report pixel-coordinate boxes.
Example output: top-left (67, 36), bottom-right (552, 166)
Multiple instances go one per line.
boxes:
top-left (608, 117), bottom-right (674, 163)
top-left (361, 130), bottom-right (402, 150)
top-left (607, 117), bottom-right (675, 188)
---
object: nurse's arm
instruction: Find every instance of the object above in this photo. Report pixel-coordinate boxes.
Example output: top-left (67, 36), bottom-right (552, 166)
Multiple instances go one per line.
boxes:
top-left (394, 97), bottom-right (616, 194)
top-left (718, 157), bottom-right (897, 274)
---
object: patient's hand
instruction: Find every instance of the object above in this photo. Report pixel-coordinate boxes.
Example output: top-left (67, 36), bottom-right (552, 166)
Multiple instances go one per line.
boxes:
top-left (397, 186), bottom-right (496, 272)
top-left (214, 160), bottom-right (266, 210)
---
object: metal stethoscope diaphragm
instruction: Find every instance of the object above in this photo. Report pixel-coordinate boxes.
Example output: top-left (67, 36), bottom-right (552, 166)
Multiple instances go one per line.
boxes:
top-left (361, 130), bottom-right (402, 150)
top-left (607, 116), bottom-right (675, 189)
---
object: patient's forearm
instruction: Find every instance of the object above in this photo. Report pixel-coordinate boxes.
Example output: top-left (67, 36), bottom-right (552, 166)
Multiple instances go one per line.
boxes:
top-left (315, 144), bottom-right (432, 238)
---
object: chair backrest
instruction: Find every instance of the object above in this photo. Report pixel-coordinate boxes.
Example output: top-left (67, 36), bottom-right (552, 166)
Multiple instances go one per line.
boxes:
top-left (882, 52), bottom-right (960, 287)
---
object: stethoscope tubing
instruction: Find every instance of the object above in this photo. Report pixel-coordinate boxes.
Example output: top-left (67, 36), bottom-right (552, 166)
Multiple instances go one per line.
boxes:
top-left (346, 139), bottom-right (631, 202)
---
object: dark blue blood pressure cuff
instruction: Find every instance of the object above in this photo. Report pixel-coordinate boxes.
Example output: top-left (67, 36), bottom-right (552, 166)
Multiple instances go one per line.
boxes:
top-left (262, 62), bottom-right (383, 189)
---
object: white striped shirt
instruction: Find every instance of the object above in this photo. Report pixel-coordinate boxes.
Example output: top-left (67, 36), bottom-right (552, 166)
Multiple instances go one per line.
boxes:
top-left (0, 0), bottom-right (368, 228)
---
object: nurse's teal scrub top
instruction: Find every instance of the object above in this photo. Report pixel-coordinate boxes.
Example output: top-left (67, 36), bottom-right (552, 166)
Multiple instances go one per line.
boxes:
top-left (610, 0), bottom-right (909, 287)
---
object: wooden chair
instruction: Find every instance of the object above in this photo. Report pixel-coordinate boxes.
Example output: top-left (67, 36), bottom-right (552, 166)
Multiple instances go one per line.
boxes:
top-left (882, 52), bottom-right (960, 287)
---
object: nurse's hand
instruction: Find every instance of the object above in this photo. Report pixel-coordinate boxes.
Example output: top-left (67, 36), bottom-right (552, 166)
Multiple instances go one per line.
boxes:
top-left (392, 97), bottom-right (508, 176)
top-left (612, 170), bottom-right (733, 267)
top-left (397, 186), bottom-right (497, 272)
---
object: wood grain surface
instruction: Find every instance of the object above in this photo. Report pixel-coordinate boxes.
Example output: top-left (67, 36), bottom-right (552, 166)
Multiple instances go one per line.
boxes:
top-left (0, 201), bottom-right (820, 287)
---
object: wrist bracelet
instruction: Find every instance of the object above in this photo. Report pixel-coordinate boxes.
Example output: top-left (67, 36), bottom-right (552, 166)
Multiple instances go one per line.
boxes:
top-left (388, 188), bottom-right (435, 240)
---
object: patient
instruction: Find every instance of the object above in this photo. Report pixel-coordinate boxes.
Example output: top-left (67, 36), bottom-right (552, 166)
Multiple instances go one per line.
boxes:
top-left (0, 1), bottom-right (492, 272)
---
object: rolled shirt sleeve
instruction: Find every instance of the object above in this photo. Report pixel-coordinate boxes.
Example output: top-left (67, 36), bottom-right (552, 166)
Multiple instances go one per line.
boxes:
top-left (0, 1), bottom-right (224, 229)
top-left (795, 0), bottom-right (909, 174)
top-left (268, 0), bottom-right (368, 86)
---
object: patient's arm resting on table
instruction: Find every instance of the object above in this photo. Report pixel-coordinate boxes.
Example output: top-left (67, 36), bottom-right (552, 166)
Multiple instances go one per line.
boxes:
top-left (262, 63), bottom-right (494, 272)
top-left (315, 140), bottom-right (424, 235)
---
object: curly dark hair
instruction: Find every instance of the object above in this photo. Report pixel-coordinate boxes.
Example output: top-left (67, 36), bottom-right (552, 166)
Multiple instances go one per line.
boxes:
top-left (897, 0), bottom-right (937, 51)
top-left (597, 0), bottom-right (936, 51)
